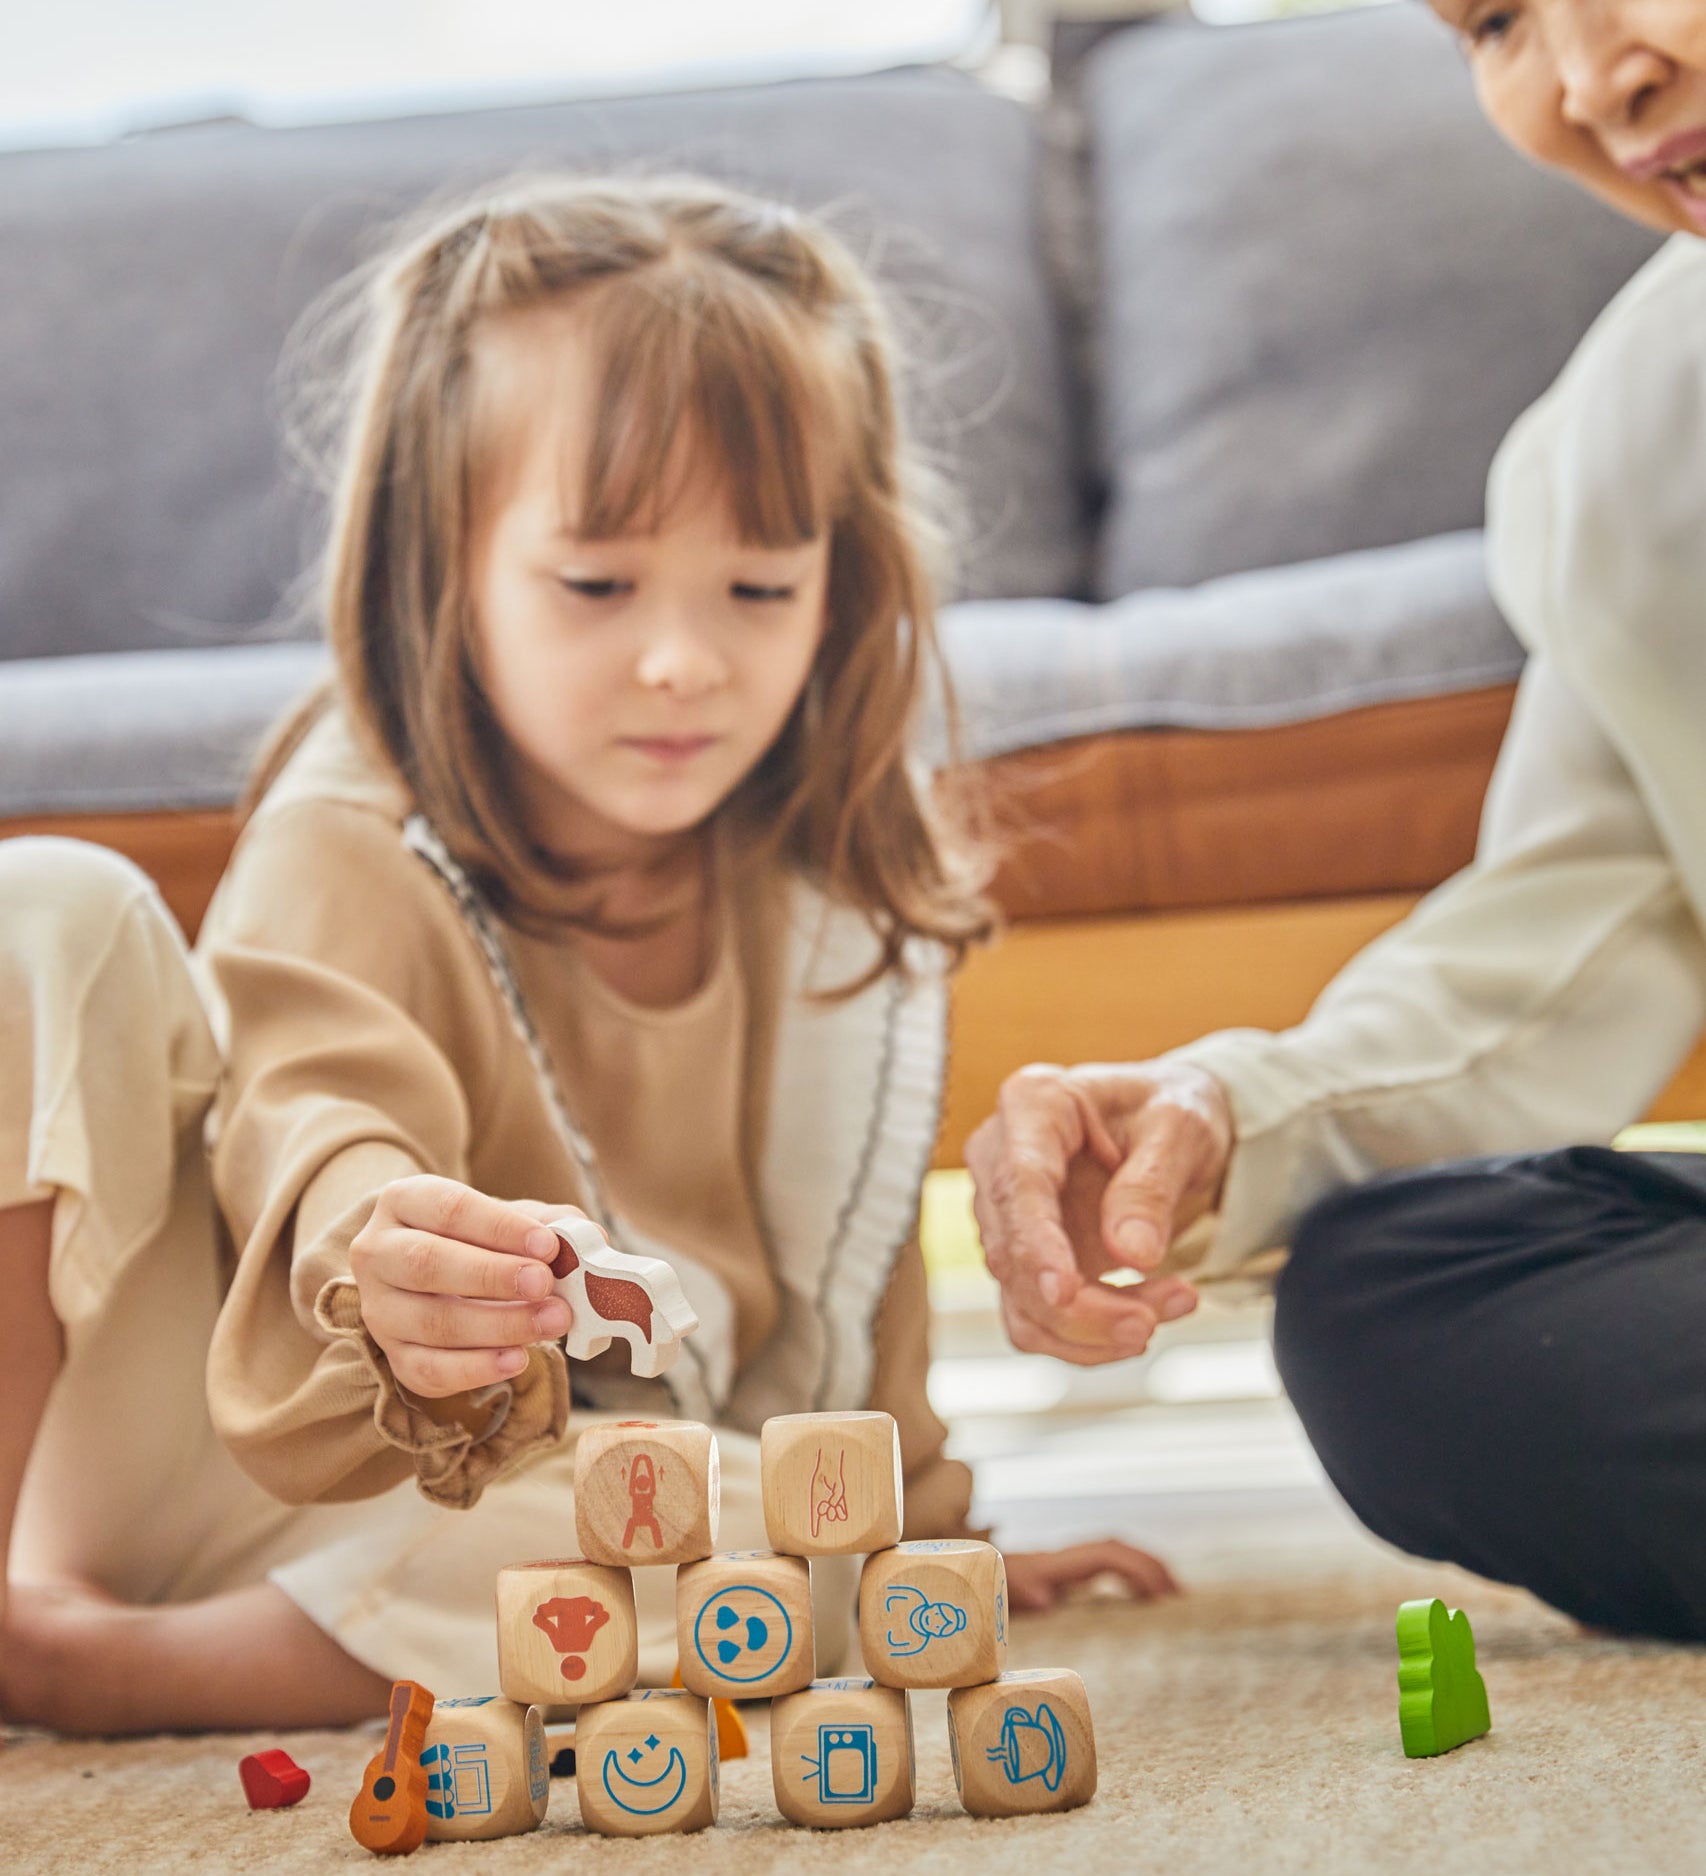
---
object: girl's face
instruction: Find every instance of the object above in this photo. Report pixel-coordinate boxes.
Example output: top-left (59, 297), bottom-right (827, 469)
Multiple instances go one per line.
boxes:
top-left (468, 315), bottom-right (831, 870)
top-left (1433, 0), bottom-right (1706, 234)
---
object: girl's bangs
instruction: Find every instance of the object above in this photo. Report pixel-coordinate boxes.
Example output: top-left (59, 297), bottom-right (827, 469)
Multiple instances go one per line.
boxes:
top-left (568, 270), bottom-right (846, 546)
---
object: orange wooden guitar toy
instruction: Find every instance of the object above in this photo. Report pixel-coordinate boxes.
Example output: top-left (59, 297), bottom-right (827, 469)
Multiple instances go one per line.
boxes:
top-left (349, 1679), bottom-right (435, 1856)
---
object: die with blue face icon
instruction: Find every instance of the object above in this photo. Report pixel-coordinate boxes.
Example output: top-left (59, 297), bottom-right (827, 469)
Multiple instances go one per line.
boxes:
top-left (675, 1550), bottom-right (815, 1700)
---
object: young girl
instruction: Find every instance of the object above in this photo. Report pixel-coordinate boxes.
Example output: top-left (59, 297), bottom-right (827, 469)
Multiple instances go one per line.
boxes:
top-left (0, 172), bottom-right (1171, 1735)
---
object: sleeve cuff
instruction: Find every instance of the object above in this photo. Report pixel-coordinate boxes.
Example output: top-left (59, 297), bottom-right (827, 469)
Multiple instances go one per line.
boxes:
top-left (313, 1277), bottom-right (571, 1510)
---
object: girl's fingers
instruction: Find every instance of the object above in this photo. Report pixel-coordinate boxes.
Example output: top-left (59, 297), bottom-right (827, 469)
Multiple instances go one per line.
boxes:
top-left (387, 1341), bottom-right (534, 1399)
top-left (386, 1175), bottom-right (562, 1264)
top-left (364, 1291), bottom-right (569, 1352)
top-left (368, 1230), bottom-right (562, 1303)
top-left (1069, 1538), bottom-right (1180, 1599)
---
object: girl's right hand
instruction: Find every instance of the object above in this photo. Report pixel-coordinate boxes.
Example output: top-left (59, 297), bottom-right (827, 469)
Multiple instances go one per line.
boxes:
top-left (348, 1174), bottom-right (576, 1398)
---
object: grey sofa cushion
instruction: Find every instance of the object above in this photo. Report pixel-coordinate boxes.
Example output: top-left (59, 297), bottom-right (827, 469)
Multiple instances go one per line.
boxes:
top-left (1085, 10), bottom-right (1662, 599)
top-left (932, 530), bottom-right (1521, 765)
top-left (0, 531), bottom-right (1516, 816)
top-left (0, 67), bottom-right (1085, 666)
top-left (0, 642), bottom-right (330, 816)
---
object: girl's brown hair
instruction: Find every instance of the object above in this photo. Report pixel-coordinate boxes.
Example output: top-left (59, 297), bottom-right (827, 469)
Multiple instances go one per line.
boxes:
top-left (247, 170), bottom-right (993, 986)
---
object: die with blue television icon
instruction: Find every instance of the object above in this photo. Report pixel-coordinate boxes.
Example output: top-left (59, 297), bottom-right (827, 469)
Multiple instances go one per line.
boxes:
top-left (770, 1678), bottom-right (916, 1828)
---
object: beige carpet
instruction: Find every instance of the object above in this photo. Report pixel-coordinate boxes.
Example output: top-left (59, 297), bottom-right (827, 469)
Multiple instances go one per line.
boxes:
top-left (4, 1555), bottom-right (1704, 1875)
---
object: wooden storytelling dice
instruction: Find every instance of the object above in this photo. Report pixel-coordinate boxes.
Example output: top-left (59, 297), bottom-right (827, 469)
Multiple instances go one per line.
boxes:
top-left (575, 1689), bottom-right (718, 1837)
top-left (421, 1695), bottom-right (550, 1841)
top-left (947, 1668), bottom-right (1097, 1817)
top-left (574, 1419), bottom-right (719, 1568)
top-left (762, 1410), bottom-right (903, 1557)
top-left (770, 1677), bottom-right (915, 1829)
top-left (496, 1559), bottom-right (637, 1707)
top-left (676, 1549), bottom-right (815, 1700)
top-left (859, 1539), bottom-right (1007, 1689)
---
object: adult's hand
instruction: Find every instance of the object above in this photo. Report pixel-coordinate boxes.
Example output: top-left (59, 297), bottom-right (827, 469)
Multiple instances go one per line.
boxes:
top-left (964, 1061), bottom-right (1234, 1365)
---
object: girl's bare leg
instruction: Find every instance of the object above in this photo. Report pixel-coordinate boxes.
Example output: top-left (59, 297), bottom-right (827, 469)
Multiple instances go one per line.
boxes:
top-left (0, 1200), bottom-right (64, 1639)
top-left (1, 1581), bottom-right (391, 1735)
top-left (1, 1196), bottom-right (390, 1736)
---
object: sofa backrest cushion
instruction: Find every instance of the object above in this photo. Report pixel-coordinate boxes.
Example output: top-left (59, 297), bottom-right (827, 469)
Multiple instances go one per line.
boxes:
top-left (1085, 9), bottom-right (1663, 599)
top-left (0, 67), bottom-right (1084, 663)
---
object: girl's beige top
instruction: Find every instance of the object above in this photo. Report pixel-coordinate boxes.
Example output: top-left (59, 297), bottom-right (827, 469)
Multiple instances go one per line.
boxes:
top-left (1168, 233), bottom-right (1706, 1279)
top-left (192, 706), bottom-right (971, 1534)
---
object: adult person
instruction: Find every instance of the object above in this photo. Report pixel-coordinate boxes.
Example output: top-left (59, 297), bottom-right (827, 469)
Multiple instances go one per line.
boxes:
top-left (966, 0), bottom-right (1706, 1641)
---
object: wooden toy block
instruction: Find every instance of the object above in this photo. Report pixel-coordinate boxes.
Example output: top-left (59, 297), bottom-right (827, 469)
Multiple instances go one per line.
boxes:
top-left (676, 1549), bottom-right (815, 1700)
top-left (1396, 1598), bottom-right (1491, 1758)
top-left (574, 1419), bottom-right (720, 1567)
top-left (547, 1215), bottom-right (699, 1377)
top-left (859, 1539), bottom-right (1007, 1689)
top-left (496, 1559), bottom-right (637, 1707)
top-left (947, 1669), bottom-right (1097, 1817)
top-left (770, 1677), bottom-right (915, 1829)
top-left (238, 1747), bottom-right (310, 1809)
top-left (421, 1696), bottom-right (550, 1841)
top-left (349, 1679), bottom-right (434, 1855)
top-left (669, 1666), bottom-right (751, 1760)
top-left (761, 1410), bottom-right (903, 1557)
top-left (574, 1689), bottom-right (718, 1836)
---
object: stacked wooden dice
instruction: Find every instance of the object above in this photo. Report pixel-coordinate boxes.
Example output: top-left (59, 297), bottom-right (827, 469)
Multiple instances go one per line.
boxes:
top-left (487, 1410), bottom-right (1096, 1840)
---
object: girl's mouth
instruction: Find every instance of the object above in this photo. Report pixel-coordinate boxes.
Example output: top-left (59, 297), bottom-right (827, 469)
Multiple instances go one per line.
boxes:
top-left (621, 736), bottom-right (719, 765)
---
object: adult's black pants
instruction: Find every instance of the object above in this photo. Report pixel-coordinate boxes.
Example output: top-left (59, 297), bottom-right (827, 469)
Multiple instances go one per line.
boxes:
top-left (1273, 1146), bottom-right (1706, 1641)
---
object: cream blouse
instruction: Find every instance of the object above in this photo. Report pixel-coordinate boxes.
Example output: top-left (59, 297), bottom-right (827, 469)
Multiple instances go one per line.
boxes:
top-left (1170, 233), bottom-right (1706, 1276)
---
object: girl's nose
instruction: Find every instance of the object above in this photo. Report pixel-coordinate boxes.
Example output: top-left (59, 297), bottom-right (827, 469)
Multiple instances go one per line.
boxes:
top-left (634, 617), bottom-right (729, 700)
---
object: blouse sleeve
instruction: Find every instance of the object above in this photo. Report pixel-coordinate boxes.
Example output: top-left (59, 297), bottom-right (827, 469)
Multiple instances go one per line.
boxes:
top-left (1163, 239), bottom-right (1706, 1280)
top-left (198, 798), bottom-right (569, 1508)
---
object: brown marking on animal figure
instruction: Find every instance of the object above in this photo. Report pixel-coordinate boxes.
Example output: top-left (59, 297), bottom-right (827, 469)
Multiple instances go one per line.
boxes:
top-left (583, 1271), bottom-right (655, 1338)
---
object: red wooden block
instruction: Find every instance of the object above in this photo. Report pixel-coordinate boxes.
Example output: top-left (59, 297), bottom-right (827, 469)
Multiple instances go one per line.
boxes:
top-left (239, 1748), bottom-right (311, 1810)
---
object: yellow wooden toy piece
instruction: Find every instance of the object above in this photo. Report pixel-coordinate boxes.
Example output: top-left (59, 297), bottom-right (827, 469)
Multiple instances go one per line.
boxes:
top-left (495, 1558), bottom-right (637, 1709)
top-left (761, 1410), bottom-right (903, 1557)
top-left (947, 1669), bottom-right (1098, 1816)
top-left (575, 1689), bottom-right (718, 1836)
top-left (573, 1419), bottom-right (719, 1568)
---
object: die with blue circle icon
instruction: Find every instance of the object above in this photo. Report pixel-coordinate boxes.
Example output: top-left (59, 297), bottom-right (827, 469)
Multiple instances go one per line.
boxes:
top-left (676, 1550), bottom-right (815, 1699)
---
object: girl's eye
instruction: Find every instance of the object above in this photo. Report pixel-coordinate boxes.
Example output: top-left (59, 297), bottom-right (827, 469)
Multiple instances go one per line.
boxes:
top-left (732, 583), bottom-right (796, 603)
top-left (559, 577), bottom-right (629, 600)
top-left (1467, 7), bottom-right (1517, 44)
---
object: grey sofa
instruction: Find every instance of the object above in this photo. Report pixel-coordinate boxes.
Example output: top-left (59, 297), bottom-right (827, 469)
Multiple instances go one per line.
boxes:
top-left (0, 10), bottom-right (1664, 965)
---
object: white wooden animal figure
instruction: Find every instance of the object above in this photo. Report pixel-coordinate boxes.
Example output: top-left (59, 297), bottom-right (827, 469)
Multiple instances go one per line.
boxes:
top-left (546, 1216), bottom-right (700, 1379)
